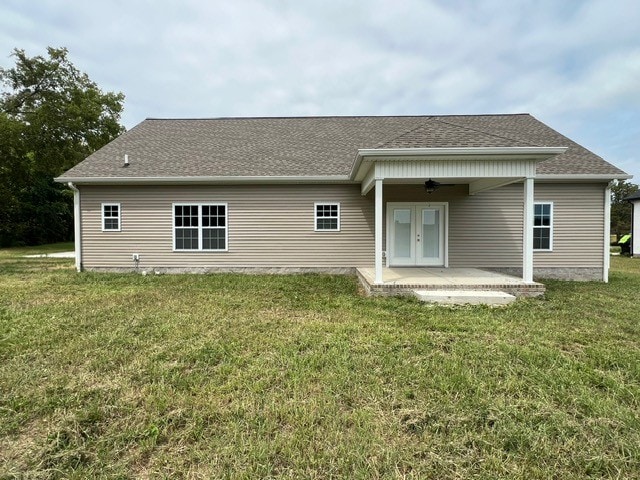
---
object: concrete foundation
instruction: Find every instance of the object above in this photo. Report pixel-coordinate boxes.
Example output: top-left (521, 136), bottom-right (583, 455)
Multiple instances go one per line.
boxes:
top-left (487, 267), bottom-right (604, 282)
top-left (82, 266), bottom-right (356, 275)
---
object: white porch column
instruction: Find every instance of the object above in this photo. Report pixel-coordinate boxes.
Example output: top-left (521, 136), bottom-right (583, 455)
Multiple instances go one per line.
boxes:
top-left (523, 177), bottom-right (534, 283)
top-left (374, 178), bottom-right (384, 284)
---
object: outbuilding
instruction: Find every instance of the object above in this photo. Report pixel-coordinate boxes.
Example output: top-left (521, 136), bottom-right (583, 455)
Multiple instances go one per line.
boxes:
top-left (624, 190), bottom-right (640, 257)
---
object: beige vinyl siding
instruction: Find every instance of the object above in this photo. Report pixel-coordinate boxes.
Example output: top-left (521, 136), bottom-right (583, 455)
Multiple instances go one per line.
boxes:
top-left (533, 183), bottom-right (605, 267)
top-left (79, 181), bottom-right (606, 271)
top-left (79, 184), bottom-right (374, 269)
top-left (449, 184), bottom-right (524, 267)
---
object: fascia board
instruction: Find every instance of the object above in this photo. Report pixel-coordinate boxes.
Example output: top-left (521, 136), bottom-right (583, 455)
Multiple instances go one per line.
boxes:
top-left (55, 175), bottom-right (354, 185)
top-left (357, 146), bottom-right (568, 157)
top-left (536, 174), bottom-right (633, 181)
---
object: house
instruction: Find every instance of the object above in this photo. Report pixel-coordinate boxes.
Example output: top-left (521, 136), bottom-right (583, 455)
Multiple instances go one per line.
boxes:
top-left (624, 190), bottom-right (640, 256)
top-left (55, 114), bottom-right (630, 290)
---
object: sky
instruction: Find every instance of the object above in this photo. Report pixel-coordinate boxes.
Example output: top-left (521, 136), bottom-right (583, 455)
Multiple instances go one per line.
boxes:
top-left (1, 0), bottom-right (639, 181)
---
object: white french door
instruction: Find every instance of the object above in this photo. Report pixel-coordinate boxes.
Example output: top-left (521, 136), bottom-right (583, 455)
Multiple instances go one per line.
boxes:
top-left (387, 203), bottom-right (447, 267)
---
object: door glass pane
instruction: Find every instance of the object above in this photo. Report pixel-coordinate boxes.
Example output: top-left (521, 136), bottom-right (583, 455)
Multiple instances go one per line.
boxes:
top-left (422, 209), bottom-right (439, 258)
top-left (393, 209), bottom-right (412, 258)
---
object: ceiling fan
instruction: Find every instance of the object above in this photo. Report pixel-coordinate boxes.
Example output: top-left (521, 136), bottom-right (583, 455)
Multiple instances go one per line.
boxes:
top-left (424, 178), bottom-right (456, 194)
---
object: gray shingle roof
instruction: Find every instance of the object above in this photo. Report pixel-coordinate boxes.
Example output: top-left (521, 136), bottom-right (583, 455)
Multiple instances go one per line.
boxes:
top-left (57, 114), bottom-right (628, 180)
top-left (624, 190), bottom-right (640, 201)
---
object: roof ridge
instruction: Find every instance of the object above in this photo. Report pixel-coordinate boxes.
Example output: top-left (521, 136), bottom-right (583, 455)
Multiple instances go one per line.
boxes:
top-left (143, 113), bottom-right (534, 122)
top-left (372, 117), bottom-right (436, 148)
top-left (433, 117), bottom-right (543, 147)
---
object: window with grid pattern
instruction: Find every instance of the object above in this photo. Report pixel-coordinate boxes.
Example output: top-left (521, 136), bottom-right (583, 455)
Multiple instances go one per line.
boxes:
top-left (173, 204), bottom-right (227, 251)
top-left (102, 203), bottom-right (121, 231)
top-left (533, 202), bottom-right (553, 251)
top-left (314, 203), bottom-right (340, 231)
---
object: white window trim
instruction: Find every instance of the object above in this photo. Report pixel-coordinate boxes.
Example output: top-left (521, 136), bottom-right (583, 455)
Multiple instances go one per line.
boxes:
top-left (314, 202), bottom-right (340, 232)
top-left (172, 202), bottom-right (229, 252)
top-left (101, 203), bottom-right (121, 232)
top-left (533, 201), bottom-right (553, 252)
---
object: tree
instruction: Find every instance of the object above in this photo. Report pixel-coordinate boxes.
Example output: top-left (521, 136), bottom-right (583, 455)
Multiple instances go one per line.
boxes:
top-left (0, 47), bottom-right (125, 246)
top-left (610, 180), bottom-right (639, 240)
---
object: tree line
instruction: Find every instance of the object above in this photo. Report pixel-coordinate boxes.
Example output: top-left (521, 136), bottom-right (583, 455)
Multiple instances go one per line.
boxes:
top-left (0, 47), bottom-right (124, 246)
top-left (611, 180), bottom-right (638, 241)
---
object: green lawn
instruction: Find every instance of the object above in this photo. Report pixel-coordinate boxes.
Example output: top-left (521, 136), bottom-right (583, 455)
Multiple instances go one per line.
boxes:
top-left (1, 248), bottom-right (639, 479)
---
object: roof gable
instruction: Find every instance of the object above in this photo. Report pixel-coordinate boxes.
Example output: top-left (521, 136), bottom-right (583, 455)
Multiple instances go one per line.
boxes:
top-left (376, 117), bottom-right (535, 149)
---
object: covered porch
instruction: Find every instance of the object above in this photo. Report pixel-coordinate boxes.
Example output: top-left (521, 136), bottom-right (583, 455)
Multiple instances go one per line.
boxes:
top-left (352, 146), bottom-right (568, 287)
top-left (356, 266), bottom-right (545, 297)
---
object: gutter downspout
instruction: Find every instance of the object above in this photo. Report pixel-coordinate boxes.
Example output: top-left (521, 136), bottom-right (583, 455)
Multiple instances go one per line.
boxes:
top-left (603, 181), bottom-right (614, 283)
top-left (67, 182), bottom-right (82, 272)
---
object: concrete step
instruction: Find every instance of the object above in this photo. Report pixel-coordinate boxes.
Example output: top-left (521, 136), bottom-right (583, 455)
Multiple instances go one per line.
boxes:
top-left (412, 289), bottom-right (516, 305)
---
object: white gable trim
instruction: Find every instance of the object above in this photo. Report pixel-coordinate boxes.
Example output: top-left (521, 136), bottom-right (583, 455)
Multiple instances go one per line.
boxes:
top-left (352, 146), bottom-right (567, 182)
top-left (356, 146), bottom-right (567, 158)
top-left (354, 146), bottom-right (569, 195)
top-left (374, 159), bottom-right (538, 178)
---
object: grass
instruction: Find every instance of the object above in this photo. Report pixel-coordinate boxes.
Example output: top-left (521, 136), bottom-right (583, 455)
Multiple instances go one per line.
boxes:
top-left (0, 247), bottom-right (639, 479)
top-left (0, 241), bottom-right (74, 256)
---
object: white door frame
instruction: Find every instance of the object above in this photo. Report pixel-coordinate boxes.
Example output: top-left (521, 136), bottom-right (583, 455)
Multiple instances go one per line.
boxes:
top-left (386, 202), bottom-right (449, 267)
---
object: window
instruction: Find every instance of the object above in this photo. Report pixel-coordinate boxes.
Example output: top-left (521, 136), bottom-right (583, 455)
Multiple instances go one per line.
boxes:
top-left (173, 203), bottom-right (227, 251)
top-left (102, 203), bottom-right (121, 231)
top-left (315, 203), bottom-right (340, 231)
top-left (533, 202), bottom-right (553, 251)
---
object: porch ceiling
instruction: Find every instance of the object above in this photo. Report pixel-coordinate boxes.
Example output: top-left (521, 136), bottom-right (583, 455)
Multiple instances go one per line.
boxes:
top-left (371, 177), bottom-right (523, 196)
top-left (360, 161), bottom-right (530, 195)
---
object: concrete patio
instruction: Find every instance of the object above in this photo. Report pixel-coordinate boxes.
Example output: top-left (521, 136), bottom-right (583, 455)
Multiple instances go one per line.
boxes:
top-left (356, 267), bottom-right (545, 298)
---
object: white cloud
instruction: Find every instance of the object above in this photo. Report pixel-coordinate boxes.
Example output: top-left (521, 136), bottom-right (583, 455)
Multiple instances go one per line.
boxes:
top-left (0, 0), bottom-right (639, 180)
